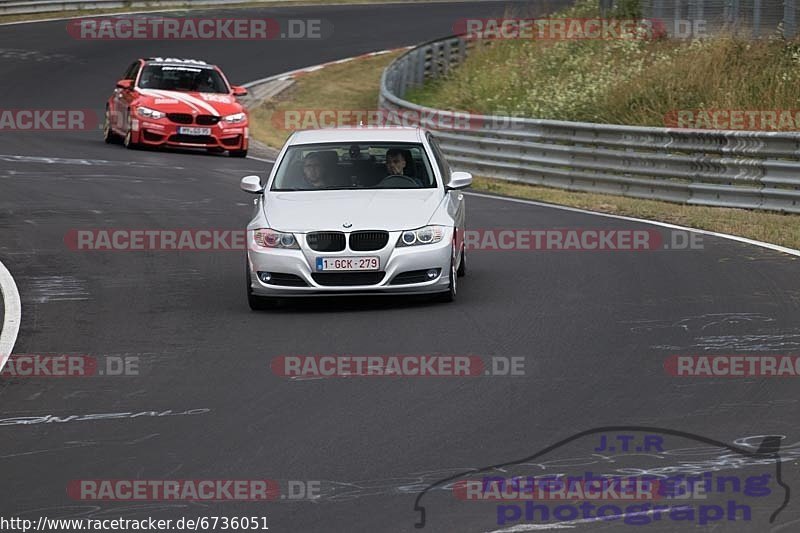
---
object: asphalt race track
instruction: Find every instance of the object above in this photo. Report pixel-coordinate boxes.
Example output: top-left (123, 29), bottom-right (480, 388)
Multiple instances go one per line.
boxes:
top-left (1, 2), bottom-right (799, 532)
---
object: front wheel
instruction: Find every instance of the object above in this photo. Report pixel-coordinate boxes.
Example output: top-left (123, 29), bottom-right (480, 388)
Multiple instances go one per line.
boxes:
top-left (229, 149), bottom-right (248, 158)
top-left (103, 106), bottom-right (120, 144)
top-left (122, 109), bottom-right (139, 149)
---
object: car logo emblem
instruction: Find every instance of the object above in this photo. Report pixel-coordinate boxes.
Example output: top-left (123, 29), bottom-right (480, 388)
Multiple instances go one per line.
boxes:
top-left (343, 222), bottom-right (352, 228)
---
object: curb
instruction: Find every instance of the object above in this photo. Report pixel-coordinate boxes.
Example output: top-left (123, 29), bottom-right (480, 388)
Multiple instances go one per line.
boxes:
top-left (0, 259), bottom-right (21, 373)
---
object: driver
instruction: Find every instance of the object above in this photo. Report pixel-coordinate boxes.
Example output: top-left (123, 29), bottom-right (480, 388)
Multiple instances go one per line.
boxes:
top-left (385, 148), bottom-right (407, 177)
top-left (302, 152), bottom-right (328, 189)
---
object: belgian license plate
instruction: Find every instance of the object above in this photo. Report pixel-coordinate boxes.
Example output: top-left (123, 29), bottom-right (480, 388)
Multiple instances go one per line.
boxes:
top-left (316, 257), bottom-right (379, 271)
top-left (178, 126), bottom-right (211, 135)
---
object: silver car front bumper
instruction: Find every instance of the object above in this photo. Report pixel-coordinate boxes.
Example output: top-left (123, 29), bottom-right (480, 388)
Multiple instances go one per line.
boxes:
top-left (247, 230), bottom-right (452, 296)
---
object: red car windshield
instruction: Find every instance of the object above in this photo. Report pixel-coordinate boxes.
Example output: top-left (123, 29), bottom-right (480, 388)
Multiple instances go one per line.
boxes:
top-left (138, 65), bottom-right (229, 93)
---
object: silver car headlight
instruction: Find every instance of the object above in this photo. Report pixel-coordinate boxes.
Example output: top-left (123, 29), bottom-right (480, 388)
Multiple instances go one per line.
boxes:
top-left (396, 225), bottom-right (445, 247)
top-left (252, 228), bottom-right (299, 249)
top-left (136, 106), bottom-right (165, 119)
top-left (223, 112), bottom-right (246, 124)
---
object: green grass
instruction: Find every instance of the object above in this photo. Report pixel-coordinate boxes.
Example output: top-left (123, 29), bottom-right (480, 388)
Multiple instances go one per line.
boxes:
top-left (249, 51), bottom-right (402, 148)
top-left (405, 0), bottom-right (800, 128)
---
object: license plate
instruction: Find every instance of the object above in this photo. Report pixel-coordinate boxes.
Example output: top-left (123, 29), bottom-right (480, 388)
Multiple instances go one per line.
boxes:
top-left (178, 127), bottom-right (211, 135)
top-left (316, 257), bottom-right (380, 271)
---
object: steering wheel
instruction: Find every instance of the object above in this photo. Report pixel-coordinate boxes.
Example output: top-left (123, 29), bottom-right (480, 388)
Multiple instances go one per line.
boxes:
top-left (376, 174), bottom-right (418, 188)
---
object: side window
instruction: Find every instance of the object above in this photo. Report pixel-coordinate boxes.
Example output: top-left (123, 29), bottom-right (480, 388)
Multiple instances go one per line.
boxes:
top-left (427, 134), bottom-right (451, 181)
top-left (123, 61), bottom-right (141, 81)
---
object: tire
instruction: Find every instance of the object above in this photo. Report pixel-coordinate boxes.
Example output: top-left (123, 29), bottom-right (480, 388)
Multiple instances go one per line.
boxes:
top-left (229, 149), bottom-right (248, 158)
top-left (246, 261), bottom-right (278, 311)
top-left (437, 243), bottom-right (458, 303)
top-left (456, 244), bottom-right (466, 277)
top-left (103, 106), bottom-right (120, 144)
top-left (122, 109), bottom-right (140, 150)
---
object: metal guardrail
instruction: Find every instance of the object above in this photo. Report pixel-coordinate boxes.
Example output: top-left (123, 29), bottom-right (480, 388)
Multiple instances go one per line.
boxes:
top-left (0, 0), bottom-right (263, 16)
top-left (379, 36), bottom-right (800, 214)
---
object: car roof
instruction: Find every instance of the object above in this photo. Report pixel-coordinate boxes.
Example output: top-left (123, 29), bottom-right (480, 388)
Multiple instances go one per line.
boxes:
top-left (287, 127), bottom-right (426, 145)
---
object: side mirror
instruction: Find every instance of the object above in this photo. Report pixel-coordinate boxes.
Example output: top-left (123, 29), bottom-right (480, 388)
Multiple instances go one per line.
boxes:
top-left (232, 86), bottom-right (248, 97)
top-left (446, 171), bottom-right (472, 190)
top-left (116, 79), bottom-right (133, 90)
top-left (240, 175), bottom-right (264, 194)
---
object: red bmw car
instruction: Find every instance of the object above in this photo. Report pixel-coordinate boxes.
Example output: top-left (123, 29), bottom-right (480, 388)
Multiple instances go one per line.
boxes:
top-left (103, 57), bottom-right (249, 157)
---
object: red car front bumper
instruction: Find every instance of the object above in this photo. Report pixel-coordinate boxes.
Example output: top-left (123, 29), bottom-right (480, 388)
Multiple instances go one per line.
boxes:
top-left (131, 118), bottom-right (248, 151)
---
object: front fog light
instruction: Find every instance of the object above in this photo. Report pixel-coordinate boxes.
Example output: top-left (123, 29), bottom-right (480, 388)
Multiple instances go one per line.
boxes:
top-left (426, 269), bottom-right (440, 280)
top-left (258, 272), bottom-right (272, 283)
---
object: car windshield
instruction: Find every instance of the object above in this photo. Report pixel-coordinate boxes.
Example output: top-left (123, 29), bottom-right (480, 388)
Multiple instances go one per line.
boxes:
top-left (270, 142), bottom-right (437, 191)
top-left (138, 64), bottom-right (229, 93)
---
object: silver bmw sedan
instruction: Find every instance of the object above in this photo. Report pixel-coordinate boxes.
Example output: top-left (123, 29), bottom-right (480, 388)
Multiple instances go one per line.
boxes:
top-left (239, 127), bottom-right (470, 309)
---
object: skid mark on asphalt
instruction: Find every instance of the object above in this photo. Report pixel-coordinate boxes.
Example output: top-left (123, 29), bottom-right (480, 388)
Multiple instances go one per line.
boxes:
top-left (0, 48), bottom-right (80, 63)
top-left (661, 332), bottom-right (800, 352)
top-left (24, 276), bottom-right (89, 304)
top-left (0, 433), bottom-right (159, 460)
top-left (623, 313), bottom-right (775, 334)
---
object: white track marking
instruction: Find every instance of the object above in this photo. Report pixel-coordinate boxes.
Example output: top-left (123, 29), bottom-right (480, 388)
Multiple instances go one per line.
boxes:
top-left (0, 259), bottom-right (21, 372)
top-left (466, 192), bottom-right (800, 258)
top-left (246, 155), bottom-right (275, 163)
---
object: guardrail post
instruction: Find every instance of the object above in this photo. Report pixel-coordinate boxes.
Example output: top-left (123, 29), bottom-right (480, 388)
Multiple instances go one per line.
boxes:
top-left (753, 0), bottom-right (761, 37)
top-left (442, 40), bottom-right (452, 76)
top-left (785, 0), bottom-right (797, 38)
top-left (414, 50), bottom-right (424, 90)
